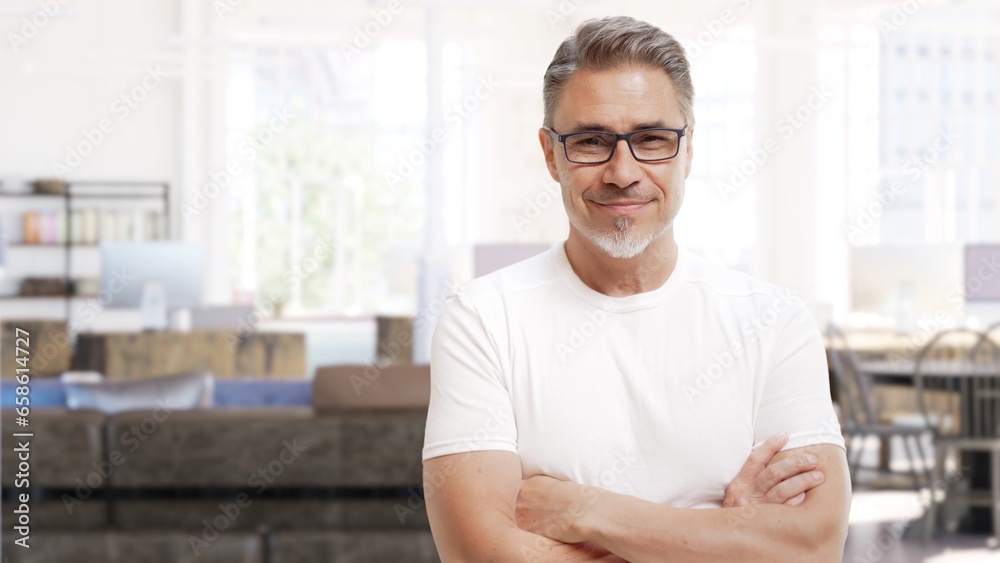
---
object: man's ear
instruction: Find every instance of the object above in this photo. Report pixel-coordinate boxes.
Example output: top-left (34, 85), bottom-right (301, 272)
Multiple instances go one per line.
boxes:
top-left (683, 125), bottom-right (694, 179)
top-left (538, 127), bottom-right (560, 182)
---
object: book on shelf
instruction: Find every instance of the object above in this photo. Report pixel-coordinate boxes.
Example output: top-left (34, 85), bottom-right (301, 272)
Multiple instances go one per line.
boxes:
top-left (82, 209), bottom-right (98, 244)
top-left (19, 211), bottom-right (67, 244)
top-left (56, 210), bottom-right (67, 243)
top-left (98, 209), bottom-right (115, 243)
top-left (69, 210), bottom-right (84, 244)
top-left (22, 212), bottom-right (38, 244)
top-left (68, 183), bottom-right (165, 197)
top-left (19, 208), bottom-right (166, 245)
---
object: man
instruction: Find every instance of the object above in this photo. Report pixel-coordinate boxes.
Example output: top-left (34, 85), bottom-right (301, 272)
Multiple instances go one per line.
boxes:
top-left (422, 15), bottom-right (850, 562)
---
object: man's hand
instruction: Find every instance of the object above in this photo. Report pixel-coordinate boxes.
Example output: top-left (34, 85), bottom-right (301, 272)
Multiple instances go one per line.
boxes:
top-left (516, 433), bottom-right (825, 544)
top-left (723, 433), bottom-right (825, 508)
top-left (515, 475), bottom-right (593, 544)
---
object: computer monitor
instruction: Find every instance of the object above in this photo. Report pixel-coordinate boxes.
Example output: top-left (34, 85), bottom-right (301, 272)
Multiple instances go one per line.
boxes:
top-left (473, 243), bottom-right (550, 278)
top-left (100, 243), bottom-right (205, 329)
top-left (849, 244), bottom-right (963, 330)
top-left (964, 244), bottom-right (1000, 302)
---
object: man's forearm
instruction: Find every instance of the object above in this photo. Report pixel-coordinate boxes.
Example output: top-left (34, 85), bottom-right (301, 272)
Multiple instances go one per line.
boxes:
top-left (579, 491), bottom-right (846, 563)
top-left (449, 525), bottom-right (624, 563)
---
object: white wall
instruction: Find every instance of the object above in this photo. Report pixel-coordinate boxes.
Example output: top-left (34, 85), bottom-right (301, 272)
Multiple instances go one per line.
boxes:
top-left (0, 0), bottom-right (858, 327)
top-left (0, 0), bottom-right (183, 326)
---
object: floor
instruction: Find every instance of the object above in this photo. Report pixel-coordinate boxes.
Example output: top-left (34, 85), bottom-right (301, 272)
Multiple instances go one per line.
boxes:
top-left (842, 435), bottom-right (998, 562)
top-left (844, 490), bottom-right (997, 562)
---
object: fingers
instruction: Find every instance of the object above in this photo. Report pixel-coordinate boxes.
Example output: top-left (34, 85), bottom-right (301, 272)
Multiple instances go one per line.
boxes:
top-left (785, 492), bottom-right (806, 506)
top-left (735, 433), bottom-right (789, 481)
top-left (763, 470), bottom-right (825, 504)
top-left (724, 433), bottom-right (790, 508)
top-left (756, 453), bottom-right (819, 494)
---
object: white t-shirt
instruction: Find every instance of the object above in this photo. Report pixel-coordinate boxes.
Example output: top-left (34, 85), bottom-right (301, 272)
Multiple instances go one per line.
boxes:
top-left (422, 241), bottom-right (844, 508)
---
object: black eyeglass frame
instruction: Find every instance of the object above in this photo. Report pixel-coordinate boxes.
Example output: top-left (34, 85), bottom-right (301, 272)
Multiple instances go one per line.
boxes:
top-left (544, 126), bottom-right (688, 164)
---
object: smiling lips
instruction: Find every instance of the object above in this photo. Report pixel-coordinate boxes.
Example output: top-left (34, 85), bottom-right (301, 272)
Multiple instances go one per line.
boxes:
top-left (594, 200), bottom-right (650, 214)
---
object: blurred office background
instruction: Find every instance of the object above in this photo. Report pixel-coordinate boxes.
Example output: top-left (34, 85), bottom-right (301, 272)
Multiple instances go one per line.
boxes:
top-left (1, 0), bottom-right (1000, 561)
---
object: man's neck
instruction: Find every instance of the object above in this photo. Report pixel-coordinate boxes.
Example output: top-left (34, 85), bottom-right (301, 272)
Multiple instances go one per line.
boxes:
top-left (564, 228), bottom-right (679, 297)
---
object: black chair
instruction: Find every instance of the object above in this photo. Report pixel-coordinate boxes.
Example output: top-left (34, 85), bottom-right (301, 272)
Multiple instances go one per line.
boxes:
top-left (914, 327), bottom-right (1000, 545)
top-left (827, 324), bottom-right (931, 491)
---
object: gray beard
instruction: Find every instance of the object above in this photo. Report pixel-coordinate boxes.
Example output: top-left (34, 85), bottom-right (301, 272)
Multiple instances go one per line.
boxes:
top-left (588, 216), bottom-right (657, 259)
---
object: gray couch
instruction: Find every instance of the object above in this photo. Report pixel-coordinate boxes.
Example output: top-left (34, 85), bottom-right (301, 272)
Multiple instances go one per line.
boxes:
top-left (1, 406), bottom-right (438, 563)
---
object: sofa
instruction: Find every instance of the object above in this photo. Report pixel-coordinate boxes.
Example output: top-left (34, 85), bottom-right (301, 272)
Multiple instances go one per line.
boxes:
top-left (1, 365), bottom-right (439, 563)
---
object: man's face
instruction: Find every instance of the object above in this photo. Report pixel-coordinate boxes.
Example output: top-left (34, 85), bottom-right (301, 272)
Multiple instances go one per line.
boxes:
top-left (539, 66), bottom-right (693, 259)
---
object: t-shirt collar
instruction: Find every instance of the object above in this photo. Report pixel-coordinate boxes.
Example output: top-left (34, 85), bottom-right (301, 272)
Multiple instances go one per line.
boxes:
top-left (550, 239), bottom-right (688, 313)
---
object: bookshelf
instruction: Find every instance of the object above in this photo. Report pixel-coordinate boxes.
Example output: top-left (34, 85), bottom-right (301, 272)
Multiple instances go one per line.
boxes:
top-left (0, 180), bottom-right (170, 319)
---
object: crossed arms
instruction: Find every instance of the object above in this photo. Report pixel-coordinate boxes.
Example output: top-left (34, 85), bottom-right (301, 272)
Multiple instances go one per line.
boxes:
top-left (424, 435), bottom-right (850, 562)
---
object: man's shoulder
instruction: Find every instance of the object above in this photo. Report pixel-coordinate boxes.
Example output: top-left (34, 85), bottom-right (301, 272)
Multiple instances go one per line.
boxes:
top-left (682, 249), bottom-right (797, 304)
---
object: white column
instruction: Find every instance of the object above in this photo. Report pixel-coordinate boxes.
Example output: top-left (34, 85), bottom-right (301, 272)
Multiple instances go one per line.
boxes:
top-left (414, 7), bottom-right (451, 363)
top-left (752, 1), bottom-right (821, 302)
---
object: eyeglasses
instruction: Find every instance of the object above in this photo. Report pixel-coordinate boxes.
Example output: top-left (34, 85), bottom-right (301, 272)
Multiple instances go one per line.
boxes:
top-left (545, 126), bottom-right (687, 164)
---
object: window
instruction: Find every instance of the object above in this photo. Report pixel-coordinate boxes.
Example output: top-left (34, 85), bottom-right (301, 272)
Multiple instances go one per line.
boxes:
top-left (678, 24), bottom-right (758, 273)
top-left (225, 41), bottom-right (436, 316)
top-left (864, 6), bottom-right (998, 244)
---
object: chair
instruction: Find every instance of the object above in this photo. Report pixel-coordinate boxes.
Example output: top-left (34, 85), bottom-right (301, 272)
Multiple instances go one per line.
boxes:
top-left (826, 324), bottom-right (932, 491)
top-left (984, 319), bottom-right (1000, 342)
top-left (915, 328), bottom-right (1000, 545)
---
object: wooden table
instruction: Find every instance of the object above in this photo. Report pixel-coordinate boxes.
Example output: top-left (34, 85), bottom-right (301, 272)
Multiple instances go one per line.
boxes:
top-left (74, 330), bottom-right (307, 379)
top-left (859, 358), bottom-right (999, 534)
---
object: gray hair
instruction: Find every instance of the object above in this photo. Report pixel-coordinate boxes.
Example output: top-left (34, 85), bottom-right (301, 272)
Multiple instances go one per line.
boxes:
top-left (542, 16), bottom-right (695, 128)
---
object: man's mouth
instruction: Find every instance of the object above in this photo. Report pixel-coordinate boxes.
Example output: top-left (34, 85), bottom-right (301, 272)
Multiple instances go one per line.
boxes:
top-left (594, 200), bottom-right (650, 214)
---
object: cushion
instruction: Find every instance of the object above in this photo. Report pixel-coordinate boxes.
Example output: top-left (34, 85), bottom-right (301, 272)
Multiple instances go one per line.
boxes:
top-left (64, 371), bottom-right (213, 414)
top-left (313, 364), bottom-right (430, 410)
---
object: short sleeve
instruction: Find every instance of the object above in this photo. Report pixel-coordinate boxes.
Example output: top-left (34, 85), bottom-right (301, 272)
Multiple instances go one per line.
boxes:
top-left (752, 300), bottom-right (846, 452)
top-left (422, 292), bottom-right (518, 461)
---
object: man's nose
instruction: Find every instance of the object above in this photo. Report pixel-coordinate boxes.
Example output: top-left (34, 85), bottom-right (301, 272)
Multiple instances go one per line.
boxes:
top-left (602, 138), bottom-right (643, 188)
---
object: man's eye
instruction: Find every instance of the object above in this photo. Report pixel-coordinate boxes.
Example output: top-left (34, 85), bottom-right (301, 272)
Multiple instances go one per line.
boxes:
top-left (579, 136), bottom-right (609, 146)
top-left (635, 134), bottom-right (668, 144)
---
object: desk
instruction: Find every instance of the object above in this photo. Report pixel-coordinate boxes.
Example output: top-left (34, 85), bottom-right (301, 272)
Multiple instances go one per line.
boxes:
top-left (825, 330), bottom-right (978, 363)
top-left (862, 359), bottom-right (999, 383)
top-left (859, 359), bottom-right (999, 534)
